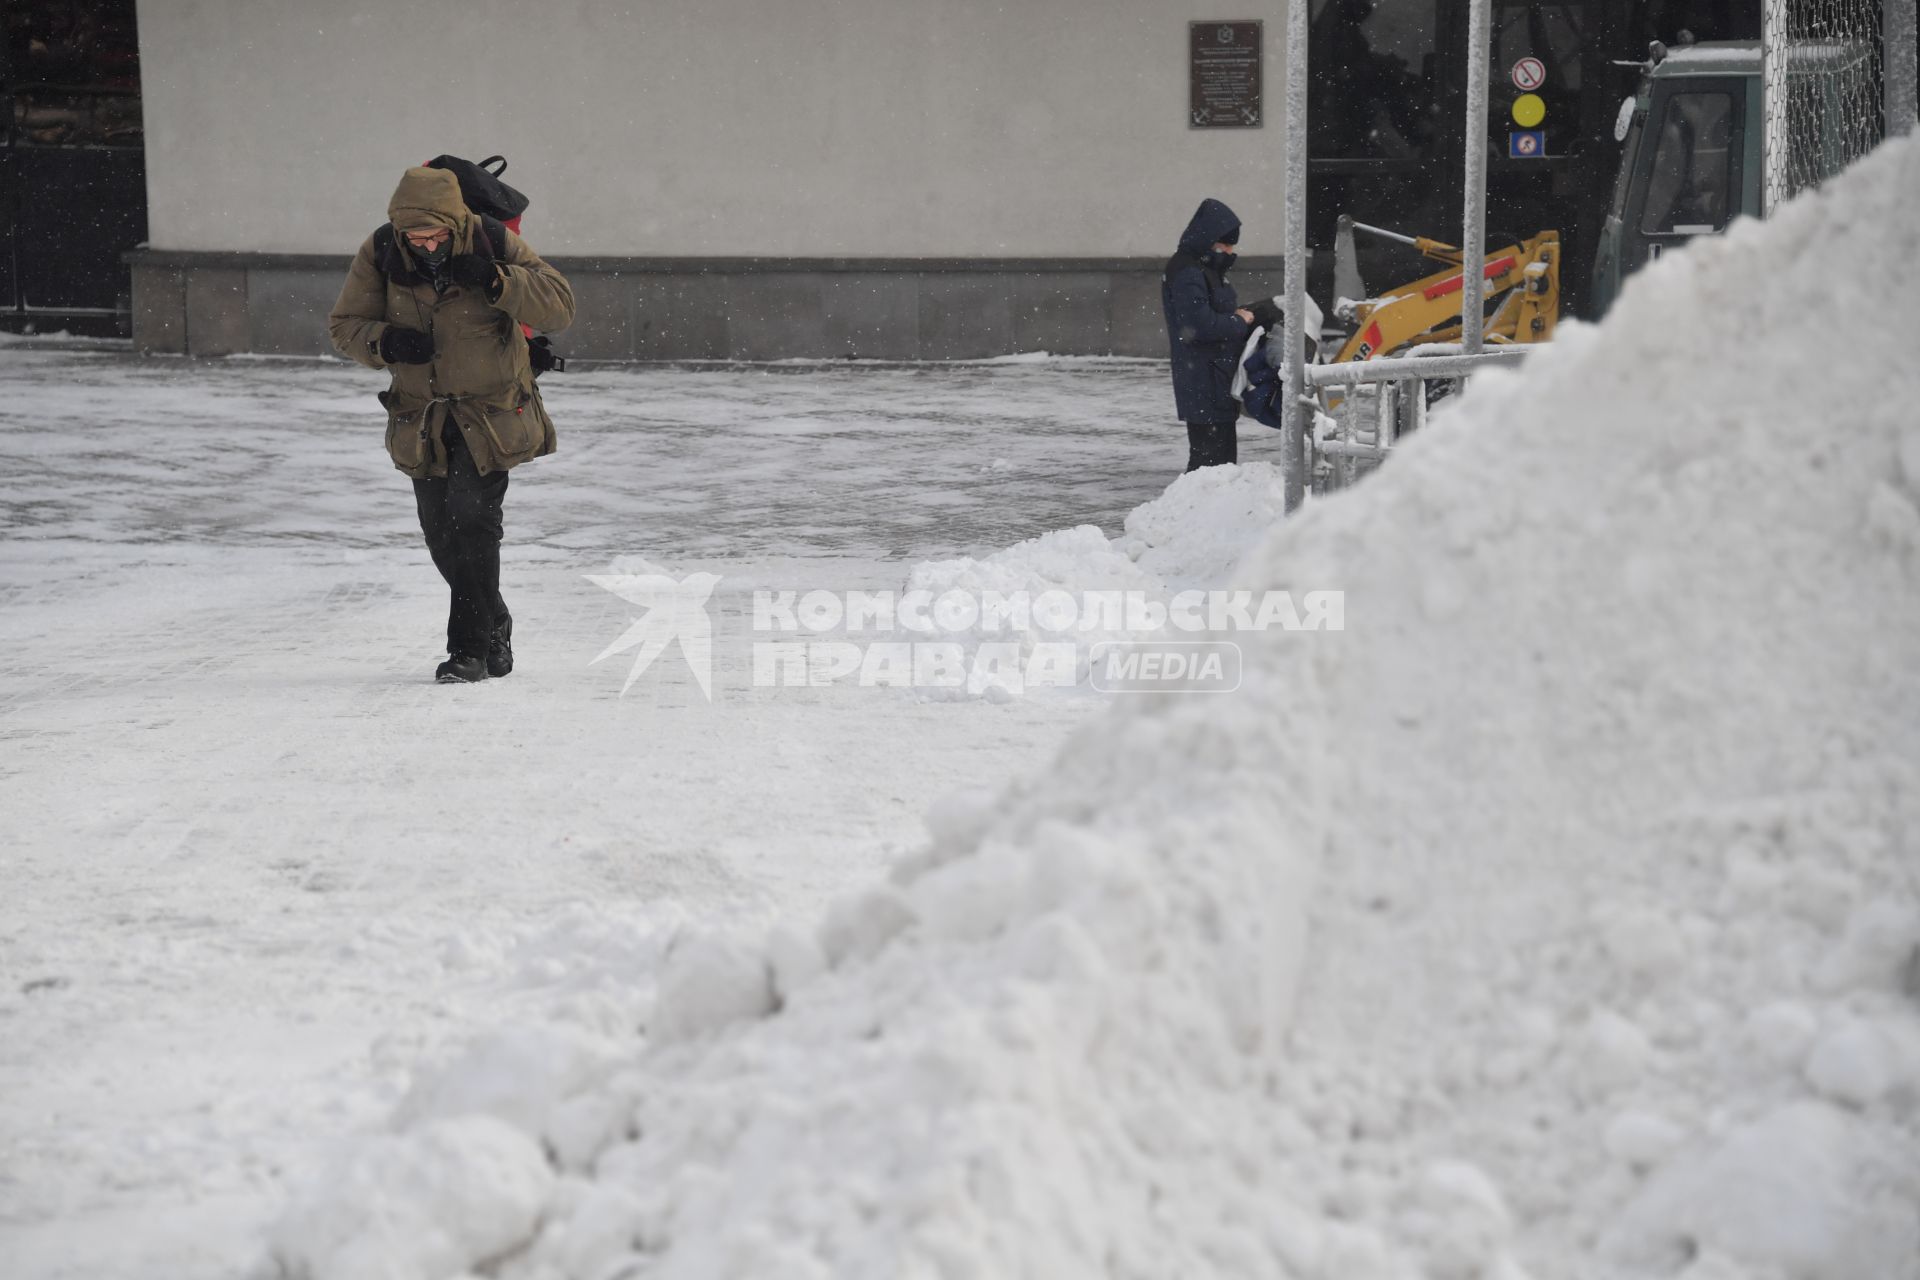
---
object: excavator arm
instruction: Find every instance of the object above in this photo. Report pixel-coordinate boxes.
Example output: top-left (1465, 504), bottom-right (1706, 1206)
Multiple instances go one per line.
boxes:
top-left (1329, 224), bottom-right (1562, 364)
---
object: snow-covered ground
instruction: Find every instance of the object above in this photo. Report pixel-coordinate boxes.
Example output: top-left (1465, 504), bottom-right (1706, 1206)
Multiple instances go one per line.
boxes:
top-left (10, 136), bottom-right (1920, 1280)
top-left (0, 352), bottom-right (1242, 1277)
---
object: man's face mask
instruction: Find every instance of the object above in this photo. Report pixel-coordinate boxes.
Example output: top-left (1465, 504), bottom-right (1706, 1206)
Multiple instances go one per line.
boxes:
top-left (408, 233), bottom-right (451, 268)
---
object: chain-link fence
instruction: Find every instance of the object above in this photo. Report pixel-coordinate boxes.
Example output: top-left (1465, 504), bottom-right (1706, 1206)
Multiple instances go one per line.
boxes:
top-left (1762, 0), bottom-right (1890, 209)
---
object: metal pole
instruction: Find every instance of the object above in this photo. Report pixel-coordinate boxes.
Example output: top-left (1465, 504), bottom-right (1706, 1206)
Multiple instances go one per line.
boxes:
top-left (1762, 0), bottom-right (1789, 213)
top-left (1281, 0), bottom-right (1310, 514)
top-left (1460, 0), bottom-right (1492, 352)
top-left (1889, 0), bottom-right (1919, 138)
top-left (1282, 0), bottom-right (1313, 514)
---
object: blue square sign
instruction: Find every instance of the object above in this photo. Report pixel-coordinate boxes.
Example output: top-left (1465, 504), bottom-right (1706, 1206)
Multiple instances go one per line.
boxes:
top-left (1508, 130), bottom-right (1546, 159)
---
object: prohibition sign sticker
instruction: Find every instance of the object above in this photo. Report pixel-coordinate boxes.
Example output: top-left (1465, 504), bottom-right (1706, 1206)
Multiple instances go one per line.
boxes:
top-left (1511, 56), bottom-right (1546, 91)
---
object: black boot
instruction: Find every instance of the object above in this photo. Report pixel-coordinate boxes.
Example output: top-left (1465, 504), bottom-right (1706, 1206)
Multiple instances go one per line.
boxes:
top-left (487, 612), bottom-right (514, 678)
top-left (435, 653), bottom-right (489, 683)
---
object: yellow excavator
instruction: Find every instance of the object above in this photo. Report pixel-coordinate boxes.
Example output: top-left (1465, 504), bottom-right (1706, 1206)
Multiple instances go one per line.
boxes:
top-left (1296, 218), bottom-right (1561, 491)
top-left (1327, 217), bottom-right (1562, 365)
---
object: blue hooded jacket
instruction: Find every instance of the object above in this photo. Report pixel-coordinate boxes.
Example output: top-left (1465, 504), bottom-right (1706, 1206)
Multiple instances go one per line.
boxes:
top-left (1161, 198), bottom-right (1252, 425)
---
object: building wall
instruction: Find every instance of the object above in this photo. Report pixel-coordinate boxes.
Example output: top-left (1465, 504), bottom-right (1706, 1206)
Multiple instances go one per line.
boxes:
top-left (131, 0), bottom-right (1294, 357)
top-left (128, 250), bottom-right (1288, 361)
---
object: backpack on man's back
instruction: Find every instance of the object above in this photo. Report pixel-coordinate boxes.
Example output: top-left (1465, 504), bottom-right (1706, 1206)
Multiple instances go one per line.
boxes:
top-left (371, 153), bottom-right (566, 375)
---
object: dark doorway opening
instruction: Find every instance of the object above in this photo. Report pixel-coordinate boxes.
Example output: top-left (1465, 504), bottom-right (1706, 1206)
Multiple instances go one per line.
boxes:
top-left (2, 0), bottom-right (147, 337)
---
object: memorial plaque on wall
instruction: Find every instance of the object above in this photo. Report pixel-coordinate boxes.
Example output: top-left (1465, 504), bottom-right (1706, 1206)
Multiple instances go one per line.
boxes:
top-left (1189, 21), bottom-right (1262, 128)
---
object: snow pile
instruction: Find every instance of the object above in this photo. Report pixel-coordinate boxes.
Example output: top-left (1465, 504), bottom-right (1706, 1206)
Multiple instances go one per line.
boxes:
top-left (274, 1117), bottom-right (555, 1280)
top-left (902, 463), bottom-right (1291, 692)
top-left (1112, 459), bottom-right (1294, 582)
top-left (1219, 131), bottom-right (1920, 1277)
top-left (272, 136), bottom-right (1920, 1280)
top-left (909, 458), bottom-right (1290, 600)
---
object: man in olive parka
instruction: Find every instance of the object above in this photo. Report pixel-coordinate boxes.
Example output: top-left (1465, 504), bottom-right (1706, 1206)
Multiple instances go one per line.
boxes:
top-left (329, 165), bottom-right (575, 683)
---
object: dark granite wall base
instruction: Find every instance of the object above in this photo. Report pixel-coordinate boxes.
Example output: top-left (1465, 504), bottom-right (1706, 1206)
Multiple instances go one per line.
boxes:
top-left (127, 252), bottom-right (1289, 361)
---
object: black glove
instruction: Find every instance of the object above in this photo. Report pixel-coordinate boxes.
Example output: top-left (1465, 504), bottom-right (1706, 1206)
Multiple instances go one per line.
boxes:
top-left (378, 326), bottom-right (434, 364)
top-left (1247, 298), bottom-right (1284, 330)
top-left (527, 335), bottom-right (566, 376)
top-left (447, 253), bottom-right (501, 297)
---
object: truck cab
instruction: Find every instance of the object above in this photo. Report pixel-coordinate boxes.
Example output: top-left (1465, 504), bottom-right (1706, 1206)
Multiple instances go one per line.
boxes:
top-left (1590, 41), bottom-right (1763, 317)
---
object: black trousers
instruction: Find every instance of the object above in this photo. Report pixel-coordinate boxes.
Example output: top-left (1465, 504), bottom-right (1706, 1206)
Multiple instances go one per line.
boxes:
top-left (412, 423), bottom-right (509, 658)
top-left (1185, 420), bottom-right (1238, 472)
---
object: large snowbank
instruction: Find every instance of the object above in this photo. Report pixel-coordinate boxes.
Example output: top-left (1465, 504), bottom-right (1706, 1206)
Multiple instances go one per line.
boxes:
top-left (272, 136), bottom-right (1920, 1279)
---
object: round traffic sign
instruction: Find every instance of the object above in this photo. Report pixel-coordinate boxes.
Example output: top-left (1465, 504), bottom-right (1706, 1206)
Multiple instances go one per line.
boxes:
top-left (1513, 132), bottom-right (1541, 156)
top-left (1512, 92), bottom-right (1547, 127)
top-left (1511, 56), bottom-right (1546, 91)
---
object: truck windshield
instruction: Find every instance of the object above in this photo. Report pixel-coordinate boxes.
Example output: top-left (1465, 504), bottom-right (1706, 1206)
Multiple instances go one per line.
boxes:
top-left (1641, 91), bottom-right (1734, 234)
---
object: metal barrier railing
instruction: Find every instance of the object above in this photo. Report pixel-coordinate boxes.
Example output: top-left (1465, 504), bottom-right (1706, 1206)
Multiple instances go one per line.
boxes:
top-left (1294, 345), bottom-right (1532, 493)
top-left (1303, 347), bottom-right (1530, 388)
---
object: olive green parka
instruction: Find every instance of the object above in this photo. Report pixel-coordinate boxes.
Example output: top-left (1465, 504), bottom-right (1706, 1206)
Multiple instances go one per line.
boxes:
top-left (328, 166), bottom-right (576, 478)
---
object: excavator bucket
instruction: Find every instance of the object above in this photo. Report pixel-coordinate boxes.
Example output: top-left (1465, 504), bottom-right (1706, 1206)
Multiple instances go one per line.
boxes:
top-left (1334, 215), bottom-right (1367, 314)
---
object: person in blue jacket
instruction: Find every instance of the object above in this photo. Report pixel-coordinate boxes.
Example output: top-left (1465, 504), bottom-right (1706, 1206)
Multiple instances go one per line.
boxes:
top-left (1160, 198), bottom-right (1279, 471)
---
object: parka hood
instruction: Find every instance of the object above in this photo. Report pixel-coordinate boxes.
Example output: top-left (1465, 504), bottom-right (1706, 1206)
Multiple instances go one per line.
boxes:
top-left (1177, 198), bottom-right (1242, 257)
top-left (387, 166), bottom-right (472, 235)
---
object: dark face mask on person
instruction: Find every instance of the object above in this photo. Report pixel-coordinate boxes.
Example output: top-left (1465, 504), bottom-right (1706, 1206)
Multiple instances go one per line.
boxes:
top-left (1203, 247), bottom-right (1237, 273)
top-left (411, 238), bottom-right (452, 270)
